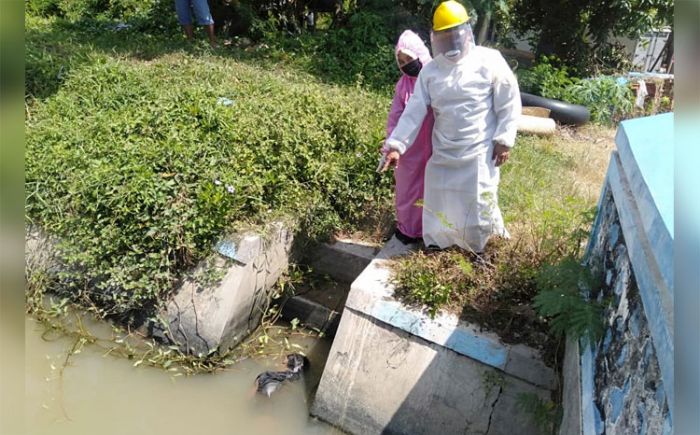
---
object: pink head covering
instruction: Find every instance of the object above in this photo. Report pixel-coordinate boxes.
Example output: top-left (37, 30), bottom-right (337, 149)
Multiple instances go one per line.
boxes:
top-left (394, 30), bottom-right (432, 71)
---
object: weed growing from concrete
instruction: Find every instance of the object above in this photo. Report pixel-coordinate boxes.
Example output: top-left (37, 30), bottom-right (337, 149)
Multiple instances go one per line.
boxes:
top-left (516, 392), bottom-right (561, 435)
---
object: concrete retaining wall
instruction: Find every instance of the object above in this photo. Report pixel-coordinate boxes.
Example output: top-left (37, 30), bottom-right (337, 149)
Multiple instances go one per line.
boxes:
top-left (560, 113), bottom-right (673, 435)
top-left (312, 238), bottom-right (557, 435)
top-left (154, 222), bottom-right (294, 355)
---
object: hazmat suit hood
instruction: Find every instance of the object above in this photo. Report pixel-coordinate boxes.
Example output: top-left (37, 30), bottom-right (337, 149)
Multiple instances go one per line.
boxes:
top-left (395, 30), bottom-right (432, 76)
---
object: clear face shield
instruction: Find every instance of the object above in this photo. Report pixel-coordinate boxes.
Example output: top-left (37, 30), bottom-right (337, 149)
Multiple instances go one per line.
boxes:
top-left (430, 23), bottom-right (474, 61)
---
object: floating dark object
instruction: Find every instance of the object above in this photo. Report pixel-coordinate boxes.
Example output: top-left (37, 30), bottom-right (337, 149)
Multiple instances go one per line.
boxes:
top-left (255, 371), bottom-right (295, 397)
top-left (286, 353), bottom-right (308, 374)
top-left (520, 92), bottom-right (591, 126)
top-left (255, 353), bottom-right (309, 397)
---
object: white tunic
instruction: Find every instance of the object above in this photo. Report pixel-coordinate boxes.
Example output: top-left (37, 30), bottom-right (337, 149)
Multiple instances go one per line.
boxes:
top-left (386, 46), bottom-right (521, 252)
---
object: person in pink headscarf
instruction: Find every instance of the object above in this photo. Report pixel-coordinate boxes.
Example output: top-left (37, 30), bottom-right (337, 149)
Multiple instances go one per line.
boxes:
top-left (382, 30), bottom-right (435, 244)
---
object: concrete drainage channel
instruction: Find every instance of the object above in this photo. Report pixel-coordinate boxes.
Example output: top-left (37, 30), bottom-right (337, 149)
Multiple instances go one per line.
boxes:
top-left (308, 237), bottom-right (556, 435)
top-left (28, 225), bottom-right (556, 434)
top-left (239, 235), bottom-right (559, 435)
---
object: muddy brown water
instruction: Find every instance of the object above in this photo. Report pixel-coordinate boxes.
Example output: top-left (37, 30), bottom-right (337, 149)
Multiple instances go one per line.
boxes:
top-left (25, 317), bottom-right (341, 435)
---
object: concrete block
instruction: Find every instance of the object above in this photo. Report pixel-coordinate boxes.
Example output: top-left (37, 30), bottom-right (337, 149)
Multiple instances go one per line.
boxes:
top-left (312, 236), bottom-right (556, 435)
top-left (160, 222), bottom-right (293, 355)
top-left (281, 296), bottom-right (341, 336)
top-left (559, 337), bottom-right (582, 435)
top-left (312, 307), bottom-right (550, 435)
top-left (304, 239), bottom-right (379, 283)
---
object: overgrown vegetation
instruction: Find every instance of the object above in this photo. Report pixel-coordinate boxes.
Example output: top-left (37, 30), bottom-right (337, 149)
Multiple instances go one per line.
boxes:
top-left (26, 15), bottom-right (393, 323)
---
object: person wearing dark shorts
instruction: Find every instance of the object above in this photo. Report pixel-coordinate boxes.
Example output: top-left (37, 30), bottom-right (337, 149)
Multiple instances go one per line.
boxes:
top-left (174, 0), bottom-right (216, 47)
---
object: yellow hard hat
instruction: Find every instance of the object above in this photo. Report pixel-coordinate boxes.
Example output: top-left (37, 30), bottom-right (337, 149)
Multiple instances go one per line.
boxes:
top-left (433, 1), bottom-right (469, 32)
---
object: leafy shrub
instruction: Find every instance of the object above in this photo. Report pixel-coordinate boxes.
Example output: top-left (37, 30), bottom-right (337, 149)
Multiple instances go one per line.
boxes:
top-left (517, 56), bottom-right (577, 101)
top-left (26, 0), bottom-right (63, 17)
top-left (518, 57), bottom-right (635, 125)
top-left (393, 252), bottom-right (457, 318)
top-left (510, 0), bottom-right (672, 74)
top-left (250, 10), bottom-right (399, 93)
top-left (26, 0), bottom-right (177, 31)
top-left (312, 12), bottom-right (396, 89)
top-left (26, 52), bottom-right (392, 321)
top-left (565, 76), bottom-right (634, 125)
top-left (533, 258), bottom-right (605, 346)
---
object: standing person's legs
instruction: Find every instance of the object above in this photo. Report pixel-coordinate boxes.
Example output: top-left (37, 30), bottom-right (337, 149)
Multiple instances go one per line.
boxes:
top-left (191, 0), bottom-right (216, 47)
top-left (174, 0), bottom-right (194, 39)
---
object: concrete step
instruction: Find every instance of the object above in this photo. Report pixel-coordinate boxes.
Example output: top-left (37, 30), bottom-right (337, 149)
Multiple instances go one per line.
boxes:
top-left (280, 239), bottom-right (380, 337)
top-left (303, 238), bottom-right (380, 284)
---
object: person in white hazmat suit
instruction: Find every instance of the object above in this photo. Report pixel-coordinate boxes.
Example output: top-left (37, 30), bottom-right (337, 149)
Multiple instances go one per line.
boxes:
top-left (383, 0), bottom-right (521, 253)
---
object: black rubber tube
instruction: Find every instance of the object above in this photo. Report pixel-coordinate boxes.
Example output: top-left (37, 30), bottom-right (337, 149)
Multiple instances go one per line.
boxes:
top-left (520, 92), bottom-right (591, 126)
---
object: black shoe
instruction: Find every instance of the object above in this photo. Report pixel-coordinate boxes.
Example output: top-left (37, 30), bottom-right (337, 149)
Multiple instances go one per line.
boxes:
top-left (394, 229), bottom-right (419, 245)
top-left (426, 244), bottom-right (442, 252)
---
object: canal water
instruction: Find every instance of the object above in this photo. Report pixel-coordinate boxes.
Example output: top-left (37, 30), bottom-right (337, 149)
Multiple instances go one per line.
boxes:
top-left (25, 317), bottom-right (341, 435)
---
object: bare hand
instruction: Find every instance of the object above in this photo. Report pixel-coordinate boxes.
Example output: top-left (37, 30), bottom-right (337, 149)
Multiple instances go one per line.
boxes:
top-left (492, 143), bottom-right (510, 167)
top-left (382, 151), bottom-right (400, 172)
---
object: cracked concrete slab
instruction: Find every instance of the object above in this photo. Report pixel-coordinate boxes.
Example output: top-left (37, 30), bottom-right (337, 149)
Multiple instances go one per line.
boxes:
top-left (157, 222), bottom-right (293, 355)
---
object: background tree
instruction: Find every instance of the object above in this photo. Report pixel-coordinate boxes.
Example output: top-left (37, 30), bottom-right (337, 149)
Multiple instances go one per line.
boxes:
top-left (511, 0), bottom-right (673, 73)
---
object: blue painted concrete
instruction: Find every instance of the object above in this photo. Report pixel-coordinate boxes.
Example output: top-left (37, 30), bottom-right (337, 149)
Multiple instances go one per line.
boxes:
top-left (578, 114), bottom-right (674, 434)
top-left (616, 343), bottom-right (628, 367)
top-left (583, 177), bottom-right (610, 264)
top-left (216, 240), bottom-right (237, 259)
top-left (371, 300), bottom-right (508, 370)
top-left (617, 113), bottom-right (673, 236)
top-left (609, 386), bottom-right (625, 422)
top-left (615, 315), bottom-right (625, 334)
top-left (609, 223), bottom-right (620, 247)
top-left (655, 383), bottom-right (666, 408)
top-left (637, 403), bottom-right (647, 435)
top-left (628, 307), bottom-right (641, 337)
top-left (615, 114), bottom-right (674, 297)
top-left (663, 414), bottom-right (672, 435)
top-left (602, 329), bottom-right (612, 353)
top-left (593, 403), bottom-right (604, 435)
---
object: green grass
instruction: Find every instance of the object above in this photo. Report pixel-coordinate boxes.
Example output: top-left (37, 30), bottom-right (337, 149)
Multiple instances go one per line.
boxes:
top-left (25, 15), bottom-right (394, 321)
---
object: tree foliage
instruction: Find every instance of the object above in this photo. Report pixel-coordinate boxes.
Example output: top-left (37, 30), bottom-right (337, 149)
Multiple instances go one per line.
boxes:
top-left (511, 0), bottom-right (673, 73)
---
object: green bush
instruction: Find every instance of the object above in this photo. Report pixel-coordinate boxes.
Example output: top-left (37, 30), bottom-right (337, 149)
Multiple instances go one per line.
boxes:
top-left (26, 0), bottom-right (63, 17)
top-left (566, 76), bottom-right (634, 125)
top-left (246, 10), bottom-right (399, 94)
top-left (533, 258), bottom-right (605, 346)
top-left (517, 56), bottom-right (577, 101)
top-left (518, 57), bottom-right (635, 125)
top-left (312, 12), bottom-right (397, 90)
top-left (26, 0), bottom-right (176, 30)
top-left (26, 52), bottom-right (392, 321)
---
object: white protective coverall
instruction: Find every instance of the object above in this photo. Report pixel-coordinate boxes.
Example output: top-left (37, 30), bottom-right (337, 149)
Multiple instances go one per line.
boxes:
top-left (385, 45), bottom-right (521, 252)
